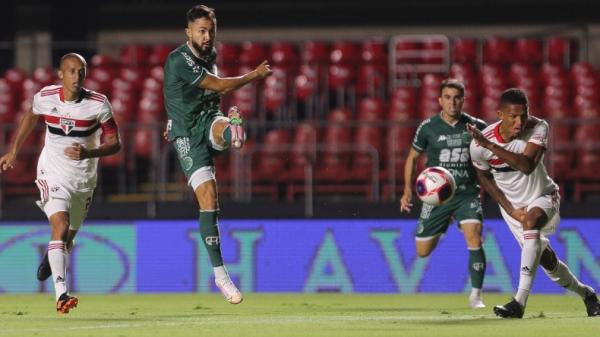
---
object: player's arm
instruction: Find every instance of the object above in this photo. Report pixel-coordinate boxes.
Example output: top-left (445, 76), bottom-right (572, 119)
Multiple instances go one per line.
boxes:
top-left (400, 147), bottom-right (421, 213)
top-left (64, 118), bottom-right (121, 160)
top-left (199, 60), bottom-right (272, 95)
top-left (474, 167), bottom-right (526, 222)
top-left (0, 108), bottom-right (39, 171)
top-left (467, 123), bottom-right (544, 175)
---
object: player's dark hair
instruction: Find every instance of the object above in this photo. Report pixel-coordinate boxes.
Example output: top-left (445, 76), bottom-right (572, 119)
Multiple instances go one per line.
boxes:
top-left (439, 78), bottom-right (465, 97)
top-left (187, 5), bottom-right (216, 26)
top-left (500, 88), bottom-right (529, 112)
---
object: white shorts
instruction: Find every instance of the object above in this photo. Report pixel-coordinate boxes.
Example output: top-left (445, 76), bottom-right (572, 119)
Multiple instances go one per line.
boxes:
top-left (35, 178), bottom-right (94, 230)
top-left (499, 191), bottom-right (560, 250)
top-left (189, 166), bottom-right (216, 191)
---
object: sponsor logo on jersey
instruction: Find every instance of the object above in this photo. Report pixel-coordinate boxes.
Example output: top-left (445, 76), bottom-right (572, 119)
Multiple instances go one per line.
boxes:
top-left (437, 135), bottom-right (447, 142)
top-left (180, 52), bottom-right (201, 73)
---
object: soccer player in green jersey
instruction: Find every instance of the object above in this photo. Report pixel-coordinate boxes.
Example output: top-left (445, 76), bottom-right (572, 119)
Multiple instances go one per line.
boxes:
top-left (400, 79), bottom-right (488, 308)
top-left (163, 5), bottom-right (272, 304)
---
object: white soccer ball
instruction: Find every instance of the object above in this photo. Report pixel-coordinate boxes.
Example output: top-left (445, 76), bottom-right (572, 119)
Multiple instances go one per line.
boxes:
top-left (415, 166), bottom-right (457, 206)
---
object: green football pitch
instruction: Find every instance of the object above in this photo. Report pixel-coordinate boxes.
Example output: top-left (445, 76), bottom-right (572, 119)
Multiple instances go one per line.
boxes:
top-left (0, 293), bottom-right (598, 337)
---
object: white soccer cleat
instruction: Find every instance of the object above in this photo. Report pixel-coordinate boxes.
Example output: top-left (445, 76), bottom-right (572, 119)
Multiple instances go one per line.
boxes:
top-left (215, 276), bottom-right (243, 304)
top-left (469, 293), bottom-right (486, 309)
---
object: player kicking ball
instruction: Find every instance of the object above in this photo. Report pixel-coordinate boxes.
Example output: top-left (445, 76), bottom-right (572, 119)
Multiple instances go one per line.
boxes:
top-left (469, 88), bottom-right (600, 318)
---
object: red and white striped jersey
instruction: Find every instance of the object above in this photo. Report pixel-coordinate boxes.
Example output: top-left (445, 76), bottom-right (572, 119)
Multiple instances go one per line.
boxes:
top-left (469, 117), bottom-right (558, 208)
top-left (32, 85), bottom-right (118, 191)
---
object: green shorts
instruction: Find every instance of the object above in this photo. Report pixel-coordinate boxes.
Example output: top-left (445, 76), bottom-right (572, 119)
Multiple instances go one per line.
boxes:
top-left (415, 191), bottom-right (483, 240)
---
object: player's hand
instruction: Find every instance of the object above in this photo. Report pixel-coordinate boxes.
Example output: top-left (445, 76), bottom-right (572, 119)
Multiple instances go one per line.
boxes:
top-left (400, 192), bottom-right (413, 213)
top-left (467, 123), bottom-right (491, 149)
top-left (163, 129), bottom-right (169, 142)
top-left (64, 143), bottom-right (89, 160)
top-left (254, 60), bottom-right (273, 79)
top-left (0, 152), bottom-right (16, 172)
top-left (509, 207), bottom-right (527, 223)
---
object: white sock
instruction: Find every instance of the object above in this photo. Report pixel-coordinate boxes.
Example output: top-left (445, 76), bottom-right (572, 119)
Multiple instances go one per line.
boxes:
top-left (543, 260), bottom-right (594, 298)
top-left (470, 288), bottom-right (482, 298)
top-left (515, 230), bottom-right (541, 307)
top-left (214, 265), bottom-right (228, 280)
top-left (48, 241), bottom-right (68, 301)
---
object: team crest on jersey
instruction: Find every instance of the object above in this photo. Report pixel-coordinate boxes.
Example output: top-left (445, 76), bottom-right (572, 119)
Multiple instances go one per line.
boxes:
top-left (60, 118), bottom-right (76, 134)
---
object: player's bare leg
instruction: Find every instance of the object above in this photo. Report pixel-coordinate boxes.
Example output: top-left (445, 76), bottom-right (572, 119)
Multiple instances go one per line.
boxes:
top-left (195, 180), bottom-right (243, 304)
top-left (48, 212), bottom-right (78, 314)
top-left (462, 221), bottom-right (486, 309)
top-left (211, 106), bottom-right (245, 150)
top-left (415, 237), bottom-right (440, 258)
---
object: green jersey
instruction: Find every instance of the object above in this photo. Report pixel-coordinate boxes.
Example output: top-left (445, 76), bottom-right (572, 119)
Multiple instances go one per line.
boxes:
top-left (163, 43), bottom-right (222, 141)
top-left (412, 112), bottom-right (487, 193)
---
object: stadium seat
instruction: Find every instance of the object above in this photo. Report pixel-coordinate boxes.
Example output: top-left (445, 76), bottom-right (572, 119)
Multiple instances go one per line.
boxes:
top-left (482, 37), bottom-right (513, 65)
top-left (262, 66), bottom-right (288, 114)
top-left (356, 64), bottom-right (387, 98)
top-left (32, 67), bottom-right (56, 87)
top-left (294, 64), bottom-right (318, 102)
top-left (253, 129), bottom-right (290, 185)
top-left (301, 41), bottom-right (330, 65)
top-left (571, 149), bottom-right (600, 201)
top-left (330, 41), bottom-right (359, 65)
top-left (317, 107), bottom-right (353, 180)
top-left (120, 45), bottom-right (149, 67)
top-left (239, 41), bottom-right (268, 66)
top-left (452, 38), bottom-right (477, 64)
top-left (546, 36), bottom-right (572, 65)
top-left (90, 54), bottom-right (117, 68)
top-left (231, 66), bottom-right (257, 119)
top-left (22, 79), bottom-right (42, 102)
top-left (354, 99), bottom-right (385, 177)
top-left (421, 37), bottom-right (446, 64)
top-left (270, 42), bottom-right (299, 69)
top-left (149, 65), bottom-right (164, 82)
top-left (148, 44), bottom-right (174, 66)
top-left (514, 38), bottom-right (543, 65)
top-left (3, 68), bottom-right (26, 102)
top-left (119, 67), bottom-right (146, 87)
top-left (360, 39), bottom-right (387, 64)
top-left (216, 42), bottom-right (239, 67)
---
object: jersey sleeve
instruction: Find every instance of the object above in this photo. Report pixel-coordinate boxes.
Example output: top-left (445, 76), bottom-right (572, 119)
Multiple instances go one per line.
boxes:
top-left (469, 140), bottom-right (490, 170)
top-left (528, 120), bottom-right (549, 148)
top-left (98, 99), bottom-right (119, 135)
top-left (168, 52), bottom-right (208, 86)
top-left (32, 92), bottom-right (43, 115)
top-left (411, 120), bottom-right (429, 152)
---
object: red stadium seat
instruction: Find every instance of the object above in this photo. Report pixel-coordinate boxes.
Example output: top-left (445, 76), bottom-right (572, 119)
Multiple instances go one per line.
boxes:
top-left (514, 38), bottom-right (543, 65)
top-left (254, 129), bottom-right (290, 181)
top-left (301, 41), bottom-right (330, 65)
top-left (263, 66), bottom-right (288, 113)
top-left (482, 37), bottom-right (513, 65)
top-left (356, 64), bottom-right (387, 98)
top-left (270, 42), bottom-right (299, 68)
top-left (120, 45), bottom-right (149, 67)
top-left (32, 67), bottom-right (56, 87)
top-left (317, 108), bottom-right (353, 180)
top-left (421, 37), bottom-right (446, 64)
top-left (546, 36), bottom-right (573, 65)
top-left (149, 65), bottom-right (164, 82)
top-left (361, 39), bottom-right (387, 64)
top-left (90, 54), bottom-right (117, 68)
top-left (452, 38), bottom-right (477, 64)
top-left (22, 79), bottom-right (42, 102)
top-left (216, 42), bottom-right (239, 67)
top-left (119, 67), bottom-right (146, 87)
top-left (294, 64), bottom-right (318, 102)
top-left (330, 41), bottom-right (359, 65)
top-left (239, 41), bottom-right (267, 66)
top-left (148, 44), bottom-right (174, 66)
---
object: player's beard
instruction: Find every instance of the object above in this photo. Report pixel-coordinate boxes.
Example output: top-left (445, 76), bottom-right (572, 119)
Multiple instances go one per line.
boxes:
top-left (192, 41), bottom-right (212, 56)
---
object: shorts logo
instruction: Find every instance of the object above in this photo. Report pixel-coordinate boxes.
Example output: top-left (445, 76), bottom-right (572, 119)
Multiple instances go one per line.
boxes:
top-left (416, 223), bottom-right (425, 234)
top-left (175, 137), bottom-right (191, 156)
top-left (60, 118), bottom-right (75, 134)
top-left (51, 185), bottom-right (60, 192)
top-left (205, 236), bottom-right (220, 246)
top-left (183, 156), bottom-right (193, 171)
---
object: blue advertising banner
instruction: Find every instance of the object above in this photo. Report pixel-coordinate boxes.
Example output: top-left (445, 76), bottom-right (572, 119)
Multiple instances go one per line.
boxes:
top-left (0, 219), bottom-right (598, 294)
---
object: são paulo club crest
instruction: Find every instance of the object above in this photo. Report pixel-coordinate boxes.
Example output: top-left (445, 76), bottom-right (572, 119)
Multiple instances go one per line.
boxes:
top-left (60, 117), bottom-right (76, 134)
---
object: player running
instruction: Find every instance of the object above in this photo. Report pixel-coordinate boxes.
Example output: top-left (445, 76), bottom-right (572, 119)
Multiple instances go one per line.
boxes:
top-left (0, 53), bottom-right (121, 314)
top-left (400, 79), bottom-right (488, 308)
top-left (163, 4), bottom-right (272, 304)
top-left (469, 88), bottom-right (600, 318)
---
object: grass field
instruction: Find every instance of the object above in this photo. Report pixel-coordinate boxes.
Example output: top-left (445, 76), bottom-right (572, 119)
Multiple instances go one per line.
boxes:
top-left (0, 293), bottom-right (598, 337)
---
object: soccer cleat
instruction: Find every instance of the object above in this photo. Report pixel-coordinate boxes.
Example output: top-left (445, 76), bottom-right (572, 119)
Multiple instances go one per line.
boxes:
top-left (227, 106), bottom-right (246, 149)
top-left (215, 276), bottom-right (243, 304)
top-left (584, 293), bottom-right (600, 317)
top-left (56, 293), bottom-right (78, 314)
top-left (469, 293), bottom-right (486, 309)
top-left (37, 252), bottom-right (52, 282)
top-left (493, 298), bottom-right (524, 318)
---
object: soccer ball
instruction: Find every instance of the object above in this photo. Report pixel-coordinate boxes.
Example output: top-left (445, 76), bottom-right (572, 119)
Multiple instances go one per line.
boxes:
top-left (415, 166), bottom-right (456, 206)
